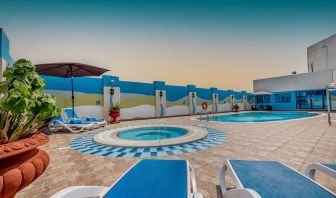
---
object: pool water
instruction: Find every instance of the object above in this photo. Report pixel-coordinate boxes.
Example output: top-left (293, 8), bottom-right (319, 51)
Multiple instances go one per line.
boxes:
top-left (198, 112), bottom-right (319, 123)
top-left (117, 126), bottom-right (188, 140)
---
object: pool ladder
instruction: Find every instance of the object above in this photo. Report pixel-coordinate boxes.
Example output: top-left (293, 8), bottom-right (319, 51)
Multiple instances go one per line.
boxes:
top-left (200, 109), bottom-right (210, 122)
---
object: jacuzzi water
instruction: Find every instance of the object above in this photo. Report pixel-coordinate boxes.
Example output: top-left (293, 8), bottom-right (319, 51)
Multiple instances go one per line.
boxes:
top-left (117, 126), bottom-right (188, 140)
top-left (198, 112), bottom-right (319, 123)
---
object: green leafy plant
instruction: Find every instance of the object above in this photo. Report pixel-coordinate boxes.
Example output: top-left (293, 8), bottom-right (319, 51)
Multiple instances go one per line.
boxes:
top-left (109, 103), bottom-right (120, 113)
top-left (0, 59), bottom-right (60, 144)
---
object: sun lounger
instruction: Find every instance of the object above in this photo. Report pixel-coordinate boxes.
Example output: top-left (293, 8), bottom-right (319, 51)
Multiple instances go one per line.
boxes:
top-left (62, 108), bottom-right (107, 128)
top-left (50, 116), bottom-right (94, 133)
top-left (220, 160), bottom-right (336, 198)
top-left (306, 163), bottom-right (336, 181)
top-left (50, 159), bottom-right (203, 198)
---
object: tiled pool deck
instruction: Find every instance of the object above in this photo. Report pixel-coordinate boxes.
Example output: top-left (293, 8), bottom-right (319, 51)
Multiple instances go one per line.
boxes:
top-left (17, 112), bottom-right (336, 198)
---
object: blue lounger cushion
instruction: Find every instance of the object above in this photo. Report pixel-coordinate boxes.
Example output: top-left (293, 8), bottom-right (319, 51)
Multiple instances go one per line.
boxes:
top-left (64, 108), bottom-right (105, 123)
top-left (103, 159), bottom-right (187, 198)
top-left (230, 160), bottom-right (335, 198)
top-left (52, 116), bottom-right (92, 125)
top-left (64, 109), bottom-right (81, 119)
top-left (323, 163), bottom-right (336, 171)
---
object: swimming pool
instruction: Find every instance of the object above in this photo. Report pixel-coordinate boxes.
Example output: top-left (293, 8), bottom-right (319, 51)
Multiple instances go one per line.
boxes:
top-left (197, 111), bottom-right (320, 123)
top-left (117, 126), bottom-right (188, 140)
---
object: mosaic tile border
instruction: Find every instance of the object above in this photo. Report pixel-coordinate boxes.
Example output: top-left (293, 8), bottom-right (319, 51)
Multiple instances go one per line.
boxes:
top-left (69, 125), bottom-right (226, 158)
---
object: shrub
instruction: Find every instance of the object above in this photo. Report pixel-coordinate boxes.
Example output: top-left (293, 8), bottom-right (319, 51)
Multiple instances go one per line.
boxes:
top-left (0, 59), bottom-right (60, 144)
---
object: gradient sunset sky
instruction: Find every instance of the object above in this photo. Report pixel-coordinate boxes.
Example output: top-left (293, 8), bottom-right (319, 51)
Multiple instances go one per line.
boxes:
top-left (1, 0), bottom-right (335, 91)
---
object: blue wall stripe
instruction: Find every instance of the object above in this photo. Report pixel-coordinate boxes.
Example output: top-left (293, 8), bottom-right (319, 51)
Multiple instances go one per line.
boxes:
top-left (119, 81), bottom-right (154, 95)
top-left (166, 85), bottom-right (188, 101)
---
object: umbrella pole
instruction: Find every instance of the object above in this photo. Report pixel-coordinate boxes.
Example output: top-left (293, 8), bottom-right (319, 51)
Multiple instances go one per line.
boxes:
top-left (71, 68), bottom-right (75, 119)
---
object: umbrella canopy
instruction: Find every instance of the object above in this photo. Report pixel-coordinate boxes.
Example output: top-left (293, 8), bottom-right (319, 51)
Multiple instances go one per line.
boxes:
top-left (35, 63), bottom-right (110, 118)
top-left (252, 91), bottom-right (272, 95)
top-left (35, 62), bottom-right (109, 77)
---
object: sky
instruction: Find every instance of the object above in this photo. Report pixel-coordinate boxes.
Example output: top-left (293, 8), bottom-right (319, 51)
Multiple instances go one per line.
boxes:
top-left (0, 0), bottom-right (335, 91)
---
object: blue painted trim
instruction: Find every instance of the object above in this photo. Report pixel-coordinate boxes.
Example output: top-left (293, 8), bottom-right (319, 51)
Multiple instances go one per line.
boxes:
top-left (210, 87), bottom-right (218, 94)
top-left (103, 75), bottom-right (119, 87)
top-left (119, 81), bottom-right (154, 96)
top-left (154, 81), bottom-right (165, 90)
top-left (187, 85), bottom-right (196, 92)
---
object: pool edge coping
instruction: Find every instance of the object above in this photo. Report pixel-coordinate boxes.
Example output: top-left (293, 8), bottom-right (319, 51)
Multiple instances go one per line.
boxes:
top-left (190, 111), bottom-right (326, 124)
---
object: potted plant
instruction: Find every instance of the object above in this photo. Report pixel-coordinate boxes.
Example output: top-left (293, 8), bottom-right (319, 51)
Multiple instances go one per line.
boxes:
top-left (233, 104), bottom-right (240, 112)
top-left (109, 104), bottom-right (120, 124)
top-left (0, 59), bottom-right (60, 198)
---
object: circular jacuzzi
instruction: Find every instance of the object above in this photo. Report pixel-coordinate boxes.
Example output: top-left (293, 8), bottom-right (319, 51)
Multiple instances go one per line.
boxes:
top-left (117, 126), bottom-right (188, 141)
top-left (93, 125), bottom-right (208, 147)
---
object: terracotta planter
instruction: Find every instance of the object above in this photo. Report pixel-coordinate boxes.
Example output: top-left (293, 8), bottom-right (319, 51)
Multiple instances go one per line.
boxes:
top-left (109, 111), bottom-right (120, 124)
top-left (0, 133), bottom-right (49, 198)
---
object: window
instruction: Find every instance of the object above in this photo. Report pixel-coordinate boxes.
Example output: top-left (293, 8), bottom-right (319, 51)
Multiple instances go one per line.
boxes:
top-left (275, 93), bottom-right (291, 103)
top-left (256, 95), bottom-right (270, 103)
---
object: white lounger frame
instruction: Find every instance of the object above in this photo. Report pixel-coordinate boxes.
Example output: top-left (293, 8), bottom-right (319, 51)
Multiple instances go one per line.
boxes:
top-left (51, 160), bottom-right (203, 198)
top-left (305, 163), bottom-right (336, 180)
top-left (61, 108), bottom-right (107, 128)
top-left (50, 120), bottom-right (94, 133)
top-left (220, 160), bottom-right (261, 198)
top-left (220, 160), bottom-right (336, 198)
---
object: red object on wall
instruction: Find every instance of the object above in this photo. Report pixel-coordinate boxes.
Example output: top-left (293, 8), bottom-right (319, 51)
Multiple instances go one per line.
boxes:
top-left (109, 112), bottom-right (120, 124)
top-left (201, 102), bottom-right (208, 110)
top-left (0, 133), bottom-right (49, 198)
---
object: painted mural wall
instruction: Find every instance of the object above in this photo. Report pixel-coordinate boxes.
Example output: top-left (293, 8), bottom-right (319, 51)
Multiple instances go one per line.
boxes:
top-left (119, 81), bottom-right (155, 120)
top-left (42, 74), bottom-right (250, 120)
top-left (196, 88), bottom-right (213, 113)
top-left (166, 85), bottom-right (189, 116)
top-left (233, 91), bottom-right (248, 110)
top-left (43, 76), bottom-right (104, 119)
top-left (218, 90), bottom-right (232, 112)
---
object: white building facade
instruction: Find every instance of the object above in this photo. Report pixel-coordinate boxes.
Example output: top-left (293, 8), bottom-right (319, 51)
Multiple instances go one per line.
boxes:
top-left (253, 34), bottom-right (336, 110)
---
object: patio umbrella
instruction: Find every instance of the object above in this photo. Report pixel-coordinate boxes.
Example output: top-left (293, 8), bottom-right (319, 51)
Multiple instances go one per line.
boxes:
top-left (252, 91), bottom-right (272, 95)
top-left (35, 63), bottom-right (110, 118)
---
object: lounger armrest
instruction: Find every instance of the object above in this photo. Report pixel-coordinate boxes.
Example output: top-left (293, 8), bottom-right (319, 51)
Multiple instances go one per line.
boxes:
top-left (220, 163), bottom-right (228, 193)
top-left (189, 162), bottom-right (198, 194)
top-left (222, 189), bottom-right (262, 198)
top-left (50, 186), bottom-right (108, 198)
top-left (305, 163), bottom-right (336, 180)
top-left (188, 161), bottom-right (204, 198)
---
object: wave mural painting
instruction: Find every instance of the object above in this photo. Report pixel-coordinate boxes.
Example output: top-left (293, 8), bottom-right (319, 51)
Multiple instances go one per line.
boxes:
top-left (218, 90), bottom-right (231, 112)
top-left (166, 96), bottom-right (189, 116)
top-left (166, 85), bottom-right (189, 116)
top-left (119, 81), bottom-right (155, 120)
top-left (233, 91), bottom-right (247, 110)
top-left (196, 88), bottom-right (213, 113)
top-left (120, 93), bottom-right (155, 119)
top-left (41, 74), bottom-right (250, 120)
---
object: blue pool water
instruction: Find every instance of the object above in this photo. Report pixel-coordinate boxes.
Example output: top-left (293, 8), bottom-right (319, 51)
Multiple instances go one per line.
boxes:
top-left (117, 126), bottom-right (188, 140)
top-left (198, 112), bottom-right (319, 123)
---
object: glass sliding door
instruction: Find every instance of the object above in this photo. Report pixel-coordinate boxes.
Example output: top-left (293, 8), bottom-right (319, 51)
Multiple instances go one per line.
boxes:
top-left (296, 91), bottom-right (312, 109)
top-left (296, 90), bottom-right (326, 109)
top-left (312, 90), bottom-right (325, 109)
